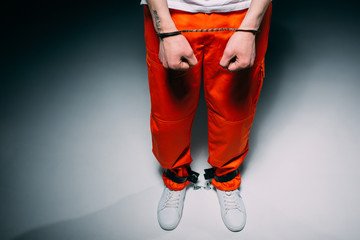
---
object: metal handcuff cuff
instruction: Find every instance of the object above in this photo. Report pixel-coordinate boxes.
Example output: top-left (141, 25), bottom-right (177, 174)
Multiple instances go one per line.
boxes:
top-left (156, 28), bottom-right (260, 40)
top-left (164, 166), bottom-right (240, 190)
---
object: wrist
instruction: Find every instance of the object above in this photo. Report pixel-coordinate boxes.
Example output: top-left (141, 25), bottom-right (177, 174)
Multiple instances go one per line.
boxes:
top-left (234, 28), bottom-right (259, 37)
top-left (159, 27), bottom-right (178, 34)
top-left (153, 24), bottom-right (178, 34)
top-left (238, 23), bottom-right (259, 32)
top-left (160, 22), bottom-right (178, 32)
top-left (239, 12), bottom-right (262, 30)
top-left (154, 16), bottom-right (178, 33)
top-left (150, 8), bottom-right (178, 33)
top-left (234, 31), bottom-right (256, 40)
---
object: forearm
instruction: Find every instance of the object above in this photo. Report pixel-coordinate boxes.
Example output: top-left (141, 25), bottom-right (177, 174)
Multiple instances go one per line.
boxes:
top-left (240, 0), bottom-right (271, 30)
top-left (146, 0), bottom-right (177, 33)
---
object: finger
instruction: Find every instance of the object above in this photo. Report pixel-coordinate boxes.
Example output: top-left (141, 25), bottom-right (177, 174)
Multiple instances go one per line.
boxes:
top-left (183, 53), bottom-right (198, 67)
top-left (162, 59), bottom-right (169, 69)
top-left (219, 52), bottom-right (234, 69)
top-left (178, 61), bottom-right (190, 71)
top-left (162, 56), bottom-right (169, 69)
top-left (168, 58), bottom-right (190, 70)
top-left (228, 59), bottom-right (252, 72)
top-left (228, 62), bottom-right (239, 72)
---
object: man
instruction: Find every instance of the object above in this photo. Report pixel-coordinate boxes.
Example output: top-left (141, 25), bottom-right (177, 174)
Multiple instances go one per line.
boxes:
top-left (140, 0), bottom-right (272, 232)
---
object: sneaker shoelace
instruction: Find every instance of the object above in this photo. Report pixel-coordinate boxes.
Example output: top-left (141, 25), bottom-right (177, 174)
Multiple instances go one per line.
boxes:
top-left (162, 189), bottom-right (182, 209)
top-left (223, 190), bottom-right (242, 213)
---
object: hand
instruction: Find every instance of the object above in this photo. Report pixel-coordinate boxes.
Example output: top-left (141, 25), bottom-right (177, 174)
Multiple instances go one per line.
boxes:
top-left (159, 34), bottom-right (198, 70)
top-left (220, 31), bottom-right (256, 71)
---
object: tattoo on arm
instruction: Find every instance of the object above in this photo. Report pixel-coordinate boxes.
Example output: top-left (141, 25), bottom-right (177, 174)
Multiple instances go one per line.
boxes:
top-left (153, 10), bottom-right (161, 32)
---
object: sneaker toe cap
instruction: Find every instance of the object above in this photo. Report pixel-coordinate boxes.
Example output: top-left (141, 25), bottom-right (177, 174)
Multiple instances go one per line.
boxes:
top-left (224, 209), bottom-right (246, 231)
top-left (158, 208), bottom-right (181, 230)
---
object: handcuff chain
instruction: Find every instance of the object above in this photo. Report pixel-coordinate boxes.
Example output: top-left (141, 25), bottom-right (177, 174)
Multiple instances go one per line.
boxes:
top-left (180, 28), bottom-right (253, 33)
top-left (156, 28), bottom-right (260, 39)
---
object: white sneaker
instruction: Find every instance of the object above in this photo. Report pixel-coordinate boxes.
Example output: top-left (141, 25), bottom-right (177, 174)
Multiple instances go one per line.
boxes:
top-left (216, 188), bottom-right (246, 232)
top-left (157, 186), bottom-right (186, 230)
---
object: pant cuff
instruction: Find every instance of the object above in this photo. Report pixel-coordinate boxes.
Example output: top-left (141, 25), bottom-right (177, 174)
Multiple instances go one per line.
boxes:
top-left (211, 172), bottom-right (241, 191)
top-left (162, 172), bottom-right (190, 191)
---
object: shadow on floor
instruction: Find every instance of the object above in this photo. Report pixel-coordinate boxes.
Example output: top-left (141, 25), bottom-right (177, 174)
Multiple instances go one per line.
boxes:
top-left (13, 186), bottom-right (165, 240)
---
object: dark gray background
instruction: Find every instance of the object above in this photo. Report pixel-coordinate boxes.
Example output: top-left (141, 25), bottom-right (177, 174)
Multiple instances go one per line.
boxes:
top-left (1, 0), bottom-right (360, 239)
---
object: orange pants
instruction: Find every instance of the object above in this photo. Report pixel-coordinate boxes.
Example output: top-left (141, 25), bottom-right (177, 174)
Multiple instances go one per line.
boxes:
top-left (144, 2), bottom-right (272, 191)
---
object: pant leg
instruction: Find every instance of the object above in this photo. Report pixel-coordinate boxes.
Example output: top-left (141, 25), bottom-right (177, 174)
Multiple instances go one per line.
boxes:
top-left (143, 5), bottom-right (204, 190)
top-left (203, 2), bottom-right (272, 191)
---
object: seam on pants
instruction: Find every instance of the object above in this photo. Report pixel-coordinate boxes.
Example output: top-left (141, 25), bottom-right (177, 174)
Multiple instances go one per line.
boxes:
top-left (151, 108), bottom-right (198, 123)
